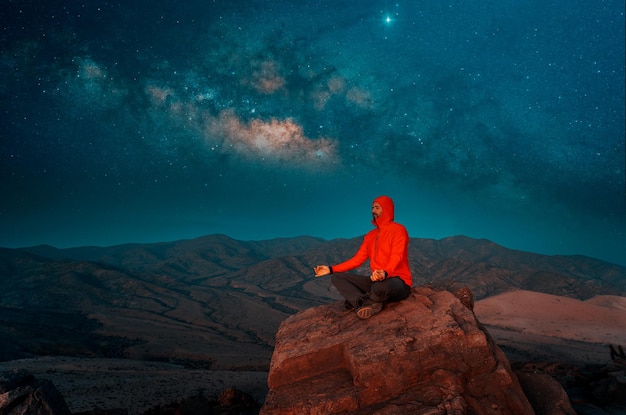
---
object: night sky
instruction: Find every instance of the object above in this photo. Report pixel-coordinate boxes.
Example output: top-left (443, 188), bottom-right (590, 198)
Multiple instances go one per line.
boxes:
top-left (1, 1), bottom-right (625, 266)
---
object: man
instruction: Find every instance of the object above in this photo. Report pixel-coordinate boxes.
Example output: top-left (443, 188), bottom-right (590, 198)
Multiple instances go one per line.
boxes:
top-left (314, 195), bottom-right (412, 319)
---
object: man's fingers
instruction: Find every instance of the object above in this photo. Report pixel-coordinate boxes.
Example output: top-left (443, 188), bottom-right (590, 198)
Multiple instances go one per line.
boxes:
top-left (314, 265), bottom-right (329, 277)
top-left (370, 270), bottom-right (385, 281)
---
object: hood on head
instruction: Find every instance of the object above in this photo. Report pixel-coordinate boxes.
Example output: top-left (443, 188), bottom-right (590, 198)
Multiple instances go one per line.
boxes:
top-left (372, 195), bottom-right (395, 227)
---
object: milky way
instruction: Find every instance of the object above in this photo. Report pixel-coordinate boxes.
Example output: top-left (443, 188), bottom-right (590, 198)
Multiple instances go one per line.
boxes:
top-left (1, 0), bottom-right (624, 266)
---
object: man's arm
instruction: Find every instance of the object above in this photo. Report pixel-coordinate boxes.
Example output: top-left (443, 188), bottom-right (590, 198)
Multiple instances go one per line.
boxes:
top-left (314, 233), bottom-right (371, 277)
top-left (331, 238), bottom-right (370, 273)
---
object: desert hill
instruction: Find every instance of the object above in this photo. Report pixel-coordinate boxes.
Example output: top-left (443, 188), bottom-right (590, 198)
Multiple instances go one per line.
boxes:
top-left (474, 290), bottom-right (626, 364)
top-left (408, 236), bottom-right (626, 299)
top-left (476, 290), bottom-right (626, 344)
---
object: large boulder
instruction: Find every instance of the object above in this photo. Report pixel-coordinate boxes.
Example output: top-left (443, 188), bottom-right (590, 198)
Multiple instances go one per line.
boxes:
top-left (261, 286), bottom-right (537, 415)
top-left (515, 371), bottom-right (576, 415)
top-left (0, 369), bottom-right (71, 415)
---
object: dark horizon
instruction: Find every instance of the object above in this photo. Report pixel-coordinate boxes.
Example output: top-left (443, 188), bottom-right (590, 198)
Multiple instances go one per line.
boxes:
top-left (8, 232), bottom-right (626, 269)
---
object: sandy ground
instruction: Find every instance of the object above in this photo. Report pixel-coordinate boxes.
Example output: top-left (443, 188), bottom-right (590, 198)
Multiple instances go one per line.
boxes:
top-left (0, 356), bottom-right (268, 415)
top-left (474, 290), bottom-right (626, 364)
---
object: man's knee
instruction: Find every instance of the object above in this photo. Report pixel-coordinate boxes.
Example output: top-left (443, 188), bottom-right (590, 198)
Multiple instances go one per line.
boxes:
top-left (331, 272), bottom-right (354, 291)
top-left (330, 272), bottom-right (344, 286)
top-left (371, 277), bottom-right (409, 302)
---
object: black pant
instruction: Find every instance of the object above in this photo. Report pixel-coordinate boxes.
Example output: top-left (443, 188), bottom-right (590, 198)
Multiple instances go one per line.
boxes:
top-left (331, 272), bottom-right (411, 308)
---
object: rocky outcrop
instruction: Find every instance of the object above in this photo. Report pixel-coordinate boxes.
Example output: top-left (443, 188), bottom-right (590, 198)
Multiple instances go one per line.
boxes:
top-left (0, 368), bottom-right (261, 415)
top-left (261, 287), bottom-right (538, 415)
top-left (0, 370), bottom-right (71, 415)
top-left (140, 388), bottom-right (260, 415)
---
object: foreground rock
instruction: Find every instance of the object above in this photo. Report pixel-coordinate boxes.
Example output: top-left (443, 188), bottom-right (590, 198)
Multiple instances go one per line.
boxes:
top-left (140, 387), bottom-right (260, 415)
top-left (0, 370), bottom-right (71, 415)
top-left (513, 357), bottom-right (626, 414)
top-left (261, 287), bottom-right (538, 415)
top-left (515, 371), bottom-right (576, 415)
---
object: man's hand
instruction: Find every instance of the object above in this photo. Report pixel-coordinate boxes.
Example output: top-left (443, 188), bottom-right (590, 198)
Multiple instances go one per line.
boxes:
top-left (370, 269), bottom-right (386, 282)
top-left (314, 265), bottom-right (331, 277)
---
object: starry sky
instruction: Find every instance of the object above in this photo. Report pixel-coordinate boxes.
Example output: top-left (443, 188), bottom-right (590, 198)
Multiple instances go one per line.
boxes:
top-left (1, 0), bottom-right (625, 266)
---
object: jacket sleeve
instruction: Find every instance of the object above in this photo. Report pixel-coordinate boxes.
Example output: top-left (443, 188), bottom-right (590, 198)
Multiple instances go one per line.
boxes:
top-left (331, 235), bottom-right (370, 273)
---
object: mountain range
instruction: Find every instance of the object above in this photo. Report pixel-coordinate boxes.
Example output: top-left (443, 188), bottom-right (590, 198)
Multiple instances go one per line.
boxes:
top-left (1, 234), bottom-right (625, 369)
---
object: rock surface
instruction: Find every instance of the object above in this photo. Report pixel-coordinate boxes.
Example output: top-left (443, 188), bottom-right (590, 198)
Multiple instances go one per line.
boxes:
top-left (0, 369), bottom-right (71, 415)
top-left (261, 287), bottom-right (538, 415)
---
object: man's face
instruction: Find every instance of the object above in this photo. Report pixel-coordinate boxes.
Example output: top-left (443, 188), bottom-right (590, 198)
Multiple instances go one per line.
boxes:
top-left (372, 202), bottom-right (383, 219)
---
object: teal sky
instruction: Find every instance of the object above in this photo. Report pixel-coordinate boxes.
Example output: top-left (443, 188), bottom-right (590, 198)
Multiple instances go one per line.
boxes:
top-left (1, 0), bottom-right (624, 266)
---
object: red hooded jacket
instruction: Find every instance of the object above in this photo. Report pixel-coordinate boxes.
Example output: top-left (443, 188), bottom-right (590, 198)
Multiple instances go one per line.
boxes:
top-left (332, 196), bottom-right (412, 287)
